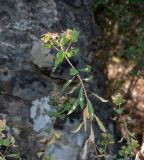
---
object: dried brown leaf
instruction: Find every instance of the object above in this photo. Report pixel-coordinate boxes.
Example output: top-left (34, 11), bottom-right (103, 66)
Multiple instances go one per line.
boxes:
top-left (84, 106), bottom-right (90, 119)
top-left (72, 122), bottom-right (84, 133)
top-left (83, 109), bottom-right (87, 132)
top-left (89, 124), bottom-right (95, 143)
top-left (83, 139), bottom-right (88, 159)
top-left (90, 91), bottom-right (108, 102)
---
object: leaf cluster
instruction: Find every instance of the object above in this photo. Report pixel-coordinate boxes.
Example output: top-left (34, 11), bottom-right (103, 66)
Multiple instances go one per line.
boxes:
top-left (118, 139), bottom-right (139, 159)
top-left (0, 119), bottom-right (20, 160)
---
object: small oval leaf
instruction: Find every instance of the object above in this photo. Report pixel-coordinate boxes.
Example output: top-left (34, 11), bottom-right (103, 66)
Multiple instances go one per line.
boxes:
top-left (90, 91), bottom-right (108, 103)
top-left (72, 122), bottom-right (84, 133)
top-left (80, 65), bottom-right (91, 73)
top-left (52, 51), bottom-right (65, 72)
top-left (67, 100), bottom-right (79, 115)
top-left (63, 78), bottom-right (74, 91)
top-left (70, 68), bottom-right (79, 76)
top-left (6, 154), bottom-right (20, 158)
top-left (87, 99), bottom-right (94, 121)
top-left (67, 48), bottom-right (79, 58)
top-left (66, 29), bottom-right (80, 42)
top-left (79, 88), bottom-right (85, 109)
top-left (94, 114), bottom-right (106, 132)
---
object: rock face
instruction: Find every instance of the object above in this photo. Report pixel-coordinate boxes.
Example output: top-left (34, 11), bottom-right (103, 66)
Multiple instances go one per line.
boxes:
top-left (0, 0), bottom-right (115, 159)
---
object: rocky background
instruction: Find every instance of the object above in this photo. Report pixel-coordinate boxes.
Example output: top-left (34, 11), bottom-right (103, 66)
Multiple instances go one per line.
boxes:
top-left (0, 0), bottom-right (116, 159)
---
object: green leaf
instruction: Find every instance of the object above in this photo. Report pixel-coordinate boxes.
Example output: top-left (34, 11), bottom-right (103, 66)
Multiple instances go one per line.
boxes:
top-left (101, 133), bottom-right (114, 144)
top-left (67, 48), bottom-right (79, 58)
top-left (87, 99), bottom-right (94, 121)
top-left (112, 93), bottom-right (126, 106)
top-left (52, 51), bottom-right (65, 72)
top-left (63, 78), bottom-right (74, 91)
top-left (79, 88), bottom-right (85, 109)
top-left (66, 29), bottom-right (79, 42)
top-left (60, 36), bottom-right (69, 47)
top-left (83, 76), bottom-right (93, 82)
top-left (2, 139), bottom-right (11, 146)
top-left (70, 68), bottom-right (79, 76)
top-left (43, 43), bottom-right (52, 49)
top-left (48, 111), bottom-right (58, 117)
top-left (67, 100), bottom-right (79, 115)
top-left (6, 154), bottom-right (20, 159)
top-left (114, 107), bottom-right (124, 115)
top-left (80, 65), bottom-right (92, 73)
top-left (94, 114), bottom-right (106, 132)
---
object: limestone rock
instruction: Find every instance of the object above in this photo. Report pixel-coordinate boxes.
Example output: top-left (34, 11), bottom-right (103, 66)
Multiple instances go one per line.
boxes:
top-left (0, 0), bottom-right (115, 159)
top-left (31, 41), bottom-right (54, 68)
top-left (0, 65), bottom-right (13, 94)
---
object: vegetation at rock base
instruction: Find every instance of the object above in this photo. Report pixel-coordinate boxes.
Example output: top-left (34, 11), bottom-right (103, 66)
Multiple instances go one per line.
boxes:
top-left (0, 119), bottom-right (20, 160)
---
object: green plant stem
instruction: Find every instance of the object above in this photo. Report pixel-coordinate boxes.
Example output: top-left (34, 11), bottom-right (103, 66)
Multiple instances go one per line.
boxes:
top-left (65, 42), bottom-right (88, 101)
top-left (65, 55), bottom-right (89, 101)
top-left (104, 139), bottom-right (108, 154)
top-left (66, 42), bottom-right (71, 52)
top-left (52, 42), bottom-right (89, 102)
top-left (0, 152), bottom-right (6, 160)
top-left (93, 143), bottom-right (100, 160)
top-left (4, 145), bottom-right (10, 157)
top-left (119, 104), bottom-right (130, 142)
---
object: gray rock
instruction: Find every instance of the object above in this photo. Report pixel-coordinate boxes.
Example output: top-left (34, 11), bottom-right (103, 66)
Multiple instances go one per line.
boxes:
top-left (64, 0), bottom-right (82, 7)
top-left (12, 71), bottom-right (54, 101)
top-left (0, 0), bottom-right (116, 159)
top-left (30, 97), bottom-right (54, 132)
top-left (45, 119), bottom-right (86, 160)
top-left (0, 65), bottom-right (13, 94)
top-left (31, 41), bottom-right (54, 68)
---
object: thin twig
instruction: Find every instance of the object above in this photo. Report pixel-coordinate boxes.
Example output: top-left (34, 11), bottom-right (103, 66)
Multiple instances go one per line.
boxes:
top-left (64, 55), bottom-right (88, 101)
top-left (51, 41), bottom-right (89, 102)
top-left (66, 42), bottom-right (71, 52)
top-left (0, 152), bottom-right (6, 160)
top-left (93, 142), bottom-right (100, 160)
